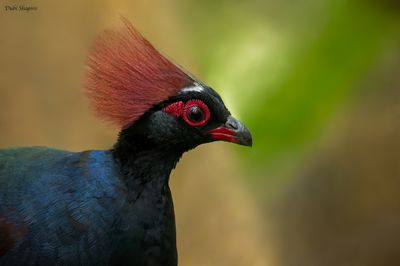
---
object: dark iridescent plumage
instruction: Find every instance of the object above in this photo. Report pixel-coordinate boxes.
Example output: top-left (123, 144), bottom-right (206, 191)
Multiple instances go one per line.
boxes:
top-left (0, 144), bottom-right (177, 265)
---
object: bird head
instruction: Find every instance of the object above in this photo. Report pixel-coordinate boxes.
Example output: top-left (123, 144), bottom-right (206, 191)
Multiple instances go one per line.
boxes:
top-left (125, 82), bottom-right (252, 152)
top-left (85, 19), bottom-right (252, 153)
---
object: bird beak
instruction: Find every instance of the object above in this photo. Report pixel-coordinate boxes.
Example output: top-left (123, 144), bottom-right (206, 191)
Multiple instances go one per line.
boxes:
top-left (208, 116), bottom-right (253, 147)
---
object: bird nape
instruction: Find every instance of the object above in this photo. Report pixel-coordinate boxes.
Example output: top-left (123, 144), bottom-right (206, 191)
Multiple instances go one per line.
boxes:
top-left (0, 19), bottom-right (252, 266)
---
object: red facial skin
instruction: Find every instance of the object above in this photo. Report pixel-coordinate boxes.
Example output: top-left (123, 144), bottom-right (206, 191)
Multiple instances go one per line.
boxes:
top-left (163, 101), bottom-right (184, 117)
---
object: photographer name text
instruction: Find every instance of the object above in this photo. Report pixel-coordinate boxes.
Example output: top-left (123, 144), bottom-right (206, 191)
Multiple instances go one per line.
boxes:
top-left (4, 5), bottom-right (38, 12)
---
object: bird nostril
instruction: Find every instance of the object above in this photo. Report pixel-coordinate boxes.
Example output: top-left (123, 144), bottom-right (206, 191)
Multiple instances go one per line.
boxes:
top-left (226, 118), bottom-right (238, 130)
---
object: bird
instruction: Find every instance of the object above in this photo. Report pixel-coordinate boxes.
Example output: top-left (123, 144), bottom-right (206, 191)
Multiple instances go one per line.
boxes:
top-left (0, 19), bottom-right (252, 266)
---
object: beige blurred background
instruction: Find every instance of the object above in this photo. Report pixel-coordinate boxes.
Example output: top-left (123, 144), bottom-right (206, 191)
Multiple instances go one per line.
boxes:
top-left (1, 0), bottom-right (400, 266)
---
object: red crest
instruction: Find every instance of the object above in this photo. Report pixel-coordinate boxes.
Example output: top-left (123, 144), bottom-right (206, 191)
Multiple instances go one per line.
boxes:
top-left (85, 18), bottom-right (194, 127)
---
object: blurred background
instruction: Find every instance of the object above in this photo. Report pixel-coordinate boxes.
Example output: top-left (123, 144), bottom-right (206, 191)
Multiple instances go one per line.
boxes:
top-left (1, 0), bottom-right (400, 265)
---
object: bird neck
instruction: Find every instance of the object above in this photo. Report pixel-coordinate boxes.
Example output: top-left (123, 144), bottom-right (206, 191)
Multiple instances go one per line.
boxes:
top-left (112, 131), bottom-right (182, 190)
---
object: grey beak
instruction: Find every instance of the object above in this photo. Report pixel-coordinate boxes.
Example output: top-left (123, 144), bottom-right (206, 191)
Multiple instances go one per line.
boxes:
top-left (208, 116), bottom-right (253, 147)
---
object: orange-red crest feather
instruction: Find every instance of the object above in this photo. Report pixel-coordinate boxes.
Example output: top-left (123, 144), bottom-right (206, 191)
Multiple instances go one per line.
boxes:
top-left (85, 19), bottom-right (193, 127)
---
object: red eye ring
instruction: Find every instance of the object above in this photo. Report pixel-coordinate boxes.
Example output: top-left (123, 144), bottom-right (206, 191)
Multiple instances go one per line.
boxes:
top-left (163, 99), bottom-right (210, 127)
top-left (183, 100), bottom-right (210, 127)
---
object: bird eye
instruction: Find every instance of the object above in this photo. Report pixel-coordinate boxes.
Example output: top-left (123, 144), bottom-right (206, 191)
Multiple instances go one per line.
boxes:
top-left (183, 100), bottom-right (210, 127)
top-left (187, 106), bottom-right (204, 122)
